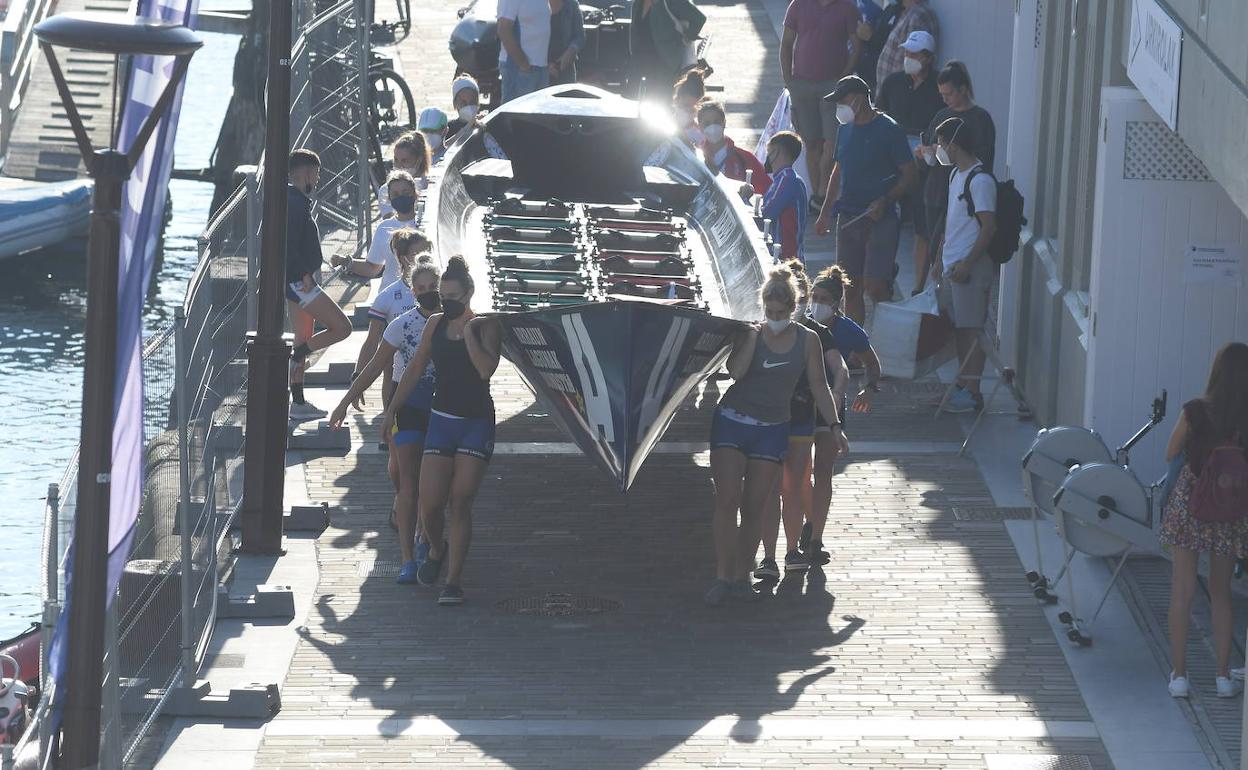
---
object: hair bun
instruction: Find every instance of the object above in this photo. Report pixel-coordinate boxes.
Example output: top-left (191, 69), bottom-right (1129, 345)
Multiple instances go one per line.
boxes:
top-left (444, 255), bottom-right (470, 277)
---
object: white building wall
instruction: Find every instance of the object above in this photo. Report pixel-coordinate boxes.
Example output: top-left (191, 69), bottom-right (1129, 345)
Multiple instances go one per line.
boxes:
top-left (1085, 88), bottom-right (1248, 484)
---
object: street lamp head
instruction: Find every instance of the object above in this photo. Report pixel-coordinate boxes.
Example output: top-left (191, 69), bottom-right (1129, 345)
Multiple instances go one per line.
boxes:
top-left (34, 12), bottom-right (202, 56)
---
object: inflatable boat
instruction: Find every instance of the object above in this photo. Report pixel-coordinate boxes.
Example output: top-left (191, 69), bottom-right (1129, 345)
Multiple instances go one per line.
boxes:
top-left (426, 84), bottom-right (774, 490)
top-left (0, 179), bottom-right (91, 261)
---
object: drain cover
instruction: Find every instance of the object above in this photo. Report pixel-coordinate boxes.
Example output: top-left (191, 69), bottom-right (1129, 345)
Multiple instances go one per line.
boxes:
top-left (496, 593), bottom-right (620, 617)
top-left (985, 755), bottom-right (1093, 770)
top-left (358, 560), bottom-right (400, 577)
top-left (952, 506), bottom-right (1034, 521)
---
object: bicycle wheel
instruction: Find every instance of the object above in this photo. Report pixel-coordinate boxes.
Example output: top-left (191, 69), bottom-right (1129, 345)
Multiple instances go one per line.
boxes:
top-left (368, 68), bottom-right (417, 144)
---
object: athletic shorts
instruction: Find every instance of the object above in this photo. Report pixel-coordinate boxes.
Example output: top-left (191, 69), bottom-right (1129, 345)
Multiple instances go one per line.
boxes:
top-left (424, 410), bottom-right (496, 461)
top-left (286, 279), bottom-right (322, 307)
top-left (709, 408), bottom-right (789, 463)
top-left (393, 404), bottom-right (431, 447)
top-left (836, 209), bottom-right (901, 282)
top-left (788, 78), bottom-right (840, 144)
top-left (789, 399), bottom-right (815, 440)
top-left (937, 258), bottom-right (995, 329)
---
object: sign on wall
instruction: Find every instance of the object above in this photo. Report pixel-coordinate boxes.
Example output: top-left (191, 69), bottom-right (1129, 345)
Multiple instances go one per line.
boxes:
top-left (1183, 244), bottom-right (1244, 285)
top-left (1127, 0), bottom-right (1183, 130)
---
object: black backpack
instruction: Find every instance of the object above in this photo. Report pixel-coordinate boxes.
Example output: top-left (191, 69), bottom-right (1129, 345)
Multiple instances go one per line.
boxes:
top-left (960, 167), bottom-right (1027, 265)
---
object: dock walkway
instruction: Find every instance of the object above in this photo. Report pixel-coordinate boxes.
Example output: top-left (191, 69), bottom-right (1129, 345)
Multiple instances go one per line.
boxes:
top-left (1, 0), bottom-right (130, 181)
top-left (141, 0), bottom-right (1241, 767)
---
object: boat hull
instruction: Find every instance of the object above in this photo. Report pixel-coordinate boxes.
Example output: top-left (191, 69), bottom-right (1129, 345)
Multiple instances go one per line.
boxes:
top-left (0, 179), bottom-right (91, 260)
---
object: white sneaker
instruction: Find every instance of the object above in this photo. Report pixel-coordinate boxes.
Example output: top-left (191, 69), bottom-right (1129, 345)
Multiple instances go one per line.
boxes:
top-left (1216, 676), bottom-right (1243, 698)
top-left (289, 401), bottom-right (327, 421)
top-left (1168, 672), bottom-right (1190, 698)
top-left (1231, 667), bottom-right (1244, 681)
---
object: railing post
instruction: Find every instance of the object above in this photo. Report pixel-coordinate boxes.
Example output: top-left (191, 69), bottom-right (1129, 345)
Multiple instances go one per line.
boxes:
top-left (354, 0), bottom-right (373, 250)
top-left (174, 306), bottom-right (197, 689)
top-left (244, 169), bottom-right (261, 332)
top-left (99, 592), bottom-right (121, 770)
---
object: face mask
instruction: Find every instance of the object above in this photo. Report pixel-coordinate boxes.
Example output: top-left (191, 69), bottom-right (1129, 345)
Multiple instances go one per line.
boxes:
top-left (416, 290), bottom-right (440, 311)
top-left (903, 57), bottom-right (923, 76)
top-left (391, 194), bottom-right (416, 214)
top-left (441, 298), bottom-right (466, 320)
top-left (924, 147), bottom-right (938, 166)
top-left (766, 318), bottom-right (790, 334)
top-left (458, 104), bottom-right (479, 122)
top-left (936, 145), bottom-right (952, 166)
top-left (809, 302), bottom-right (835, 323)
top-left (423, 132), bottom-right (443, 151)
top-left (702, 124), bottom-right (724, 144)
top-left (835, 102), bottom-right (855, 125)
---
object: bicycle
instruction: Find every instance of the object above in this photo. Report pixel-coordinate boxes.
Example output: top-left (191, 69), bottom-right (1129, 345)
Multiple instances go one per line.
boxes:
top-left (366, 49), bottom-right (416, 186)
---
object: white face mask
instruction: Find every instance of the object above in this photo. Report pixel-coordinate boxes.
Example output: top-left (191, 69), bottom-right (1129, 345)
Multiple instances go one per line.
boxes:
top-left (903, 57), bottom-right (923, 76)
top-left (923, 147), bottom-right (938, 166)
top-left (766, 318), bottom-right (791, 334)
top-left (702, 124), bottom-right (724, 144)
top-left (458, 104), bottom-right (479, 122)
top-left (936, 145), bottom-right (952, 166)
top-left (809, 302), bottom-right (835, 323)
top-left (423, 131), bottom-right (444, 151)
top-left (835, 102), bottom-right (855, 125)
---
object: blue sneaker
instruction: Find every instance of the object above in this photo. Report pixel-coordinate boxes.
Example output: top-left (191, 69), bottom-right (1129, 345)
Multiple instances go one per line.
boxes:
top-left (396, 560), bottom-right (419, 584)
top-left (944, 387), bottom-right (980, 414)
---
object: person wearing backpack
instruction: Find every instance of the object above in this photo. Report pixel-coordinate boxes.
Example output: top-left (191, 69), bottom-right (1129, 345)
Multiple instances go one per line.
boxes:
top-left (1160, 342), bottom-right (1248, 700)
top-left (930, 116), bottom-right (994, 413)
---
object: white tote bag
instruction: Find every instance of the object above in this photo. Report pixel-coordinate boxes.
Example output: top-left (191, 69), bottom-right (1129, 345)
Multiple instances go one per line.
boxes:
top-left (872, 286), bottom-right (956, 380)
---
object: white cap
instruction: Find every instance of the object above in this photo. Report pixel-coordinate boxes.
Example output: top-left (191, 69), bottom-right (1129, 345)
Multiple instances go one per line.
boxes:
top-left (900, 30), bottom-right (936, 55)
top-left (418, 106), bottom-right (448, 131)
top-left (452, 76), bottom-right (479, 101)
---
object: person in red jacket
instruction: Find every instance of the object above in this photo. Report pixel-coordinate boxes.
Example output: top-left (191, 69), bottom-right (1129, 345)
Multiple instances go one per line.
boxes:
top-left (697, 100), bottom-right (771, 196)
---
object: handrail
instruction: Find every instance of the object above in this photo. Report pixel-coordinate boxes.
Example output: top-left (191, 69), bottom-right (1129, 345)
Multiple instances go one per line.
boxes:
top-left (0, 0), bottom-right (56, 167)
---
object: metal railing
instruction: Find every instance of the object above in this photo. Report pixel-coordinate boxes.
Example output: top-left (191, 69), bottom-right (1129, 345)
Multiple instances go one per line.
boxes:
top-left (0, 0), bottom-right (55, 166)
top-left (15, 1), bottom-right (373, 767)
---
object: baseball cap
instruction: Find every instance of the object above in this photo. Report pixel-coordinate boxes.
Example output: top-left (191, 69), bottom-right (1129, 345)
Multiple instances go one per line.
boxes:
top-left (899, 30), bottom-right (936, 55)
top-left (823, 75), bottom-right (870, 103)
top-left (452, 76), bottom-right (479, 101)
top-left (418, 106), bottom-right (449, 132)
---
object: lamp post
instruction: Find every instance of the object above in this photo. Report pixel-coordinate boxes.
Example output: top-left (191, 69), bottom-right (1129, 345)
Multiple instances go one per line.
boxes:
top-left (239, 0), bottom-right (293, 555)
top-left (34, 13), bottom-right (201, 770)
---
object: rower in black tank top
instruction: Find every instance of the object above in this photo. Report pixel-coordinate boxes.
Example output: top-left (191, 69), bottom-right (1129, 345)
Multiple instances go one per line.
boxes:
top-left (431, 315), bottom-right (494, 419)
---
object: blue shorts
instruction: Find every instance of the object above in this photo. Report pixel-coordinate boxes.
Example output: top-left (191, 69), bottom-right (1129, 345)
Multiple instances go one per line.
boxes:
top-left (424, 411), bottom-right (496, 461)
top-left (789, 420), bottom-right (815, 440)
top-left (709, 409), bottom-right (789, 463)
top-left (393, 404), bottom-right (430, 446)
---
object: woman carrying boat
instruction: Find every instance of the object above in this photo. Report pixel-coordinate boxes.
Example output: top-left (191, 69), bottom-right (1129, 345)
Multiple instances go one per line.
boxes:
top-left (382, 256), bottom-right (502, 606)
top-left (352, 228), bottom-right (432, 413)
top-left (756, 261), bottom-right (849, 579)
top-left (707, 266), bottom-right (846, 606)
top-left (802, 264), bottom-right (881, 565)
top-left (330, 258), bottom-right (442, 584)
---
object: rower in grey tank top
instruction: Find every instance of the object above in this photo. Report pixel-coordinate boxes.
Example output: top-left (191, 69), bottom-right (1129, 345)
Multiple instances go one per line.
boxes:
top-left (720, 330), bottom-right (808, 424)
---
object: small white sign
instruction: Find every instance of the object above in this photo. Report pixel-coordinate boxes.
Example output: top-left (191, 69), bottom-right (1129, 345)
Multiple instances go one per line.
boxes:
top-left (1128, 0), bottom-right (1183, 130)
top-left (1183, 244), bottom-right (1243, 285)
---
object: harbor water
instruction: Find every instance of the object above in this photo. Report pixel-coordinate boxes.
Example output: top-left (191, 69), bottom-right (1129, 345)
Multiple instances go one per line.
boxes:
top-left (0, 28), bottom-right (240, 638)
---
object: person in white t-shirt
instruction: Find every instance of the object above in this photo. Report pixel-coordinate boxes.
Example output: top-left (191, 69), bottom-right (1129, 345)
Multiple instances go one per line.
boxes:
top-left (497, 0), bottom-right (552, 103)
top-left (931, 115), bottom-right (996, 414)
top-left (331, 259), bottom-right (442, 584)
top-left (352, 227), bottom-right (432, 414)
top-left (377, 134), bottom-right (430, 218)
top-left (334, 170), bottom-right (421, 286)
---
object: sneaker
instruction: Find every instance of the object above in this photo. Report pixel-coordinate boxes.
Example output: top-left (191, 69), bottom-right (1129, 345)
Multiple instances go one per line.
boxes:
top-left (396, 560), bottom-right (419, 584)
top-left (798, 521), bottom-right (813, 554)
top-left (807, 541), bottom-right (830, 566)
top-left (729, 578), bottom-right (761, 602)
top-left (289, 401), bottom-right (328, 421)
top-left (1168, 672), bottom-right (1190, 698)
top-left (438, 584), bottom-right (465, 606)
top-left (704, 579), bottom-right (732, 607)
top-left (943, 387), bottom-right (979, 414)
top-left (784, 550), bottom-right (809, 572)
top-left (1232, 667), bottom-right (1245, 681)
top-left (1216, 676), bottom-right (1243, 698)
top-left (417, 542), bottom-right (446, 586)
top-left (753, 557), bottom-right (780, 579)
top-left (415, 536), bottom-right (431, 565)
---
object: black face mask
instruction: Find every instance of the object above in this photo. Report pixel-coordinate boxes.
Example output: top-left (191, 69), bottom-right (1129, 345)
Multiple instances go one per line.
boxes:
top-left (416, 291), bottom-right (440, 311)
top-left (441, 298), bottom-right (466, 320)
top-left (391, 194), bottom-right (416, 214)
